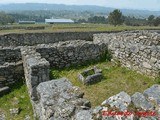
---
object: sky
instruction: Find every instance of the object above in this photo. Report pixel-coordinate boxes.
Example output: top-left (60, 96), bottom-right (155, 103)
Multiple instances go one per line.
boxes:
top-left (0, 0), bottom-right (160, 11)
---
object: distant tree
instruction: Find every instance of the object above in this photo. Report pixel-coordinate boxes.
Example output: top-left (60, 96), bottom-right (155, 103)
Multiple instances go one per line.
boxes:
top-left (78, 19), bottom-right (87, 23)
top-left (108, 9), bottom-right (123, 26)
top-left (153, 17), bottom-right (160, 26)
top-left (88, 16), bottom-right (107, 24)
top-left (124, 16), bottom-right (147, 26)
top-left (0, 12), bottom-right (15, 24)
top-left (148, 15), bottom-right (155, 26)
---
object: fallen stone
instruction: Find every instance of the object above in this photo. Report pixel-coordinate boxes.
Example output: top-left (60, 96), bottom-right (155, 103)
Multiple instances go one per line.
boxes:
top-left (131, 92), bottom-right (153, 110)
top-left (9, 108), bottom-right (19, 115)
top-left (101, 91), bottom-right (131, 111)
top-left (0, 113), bottom-right (5, 120)
top-left (24, 115), bottom-right (30, 120)
top-left (0, 86), bottom-right (10, 96)
top-left (34, 78), bottom-right (92, 120)
top-left (143, 84), bottom-right (160, 105)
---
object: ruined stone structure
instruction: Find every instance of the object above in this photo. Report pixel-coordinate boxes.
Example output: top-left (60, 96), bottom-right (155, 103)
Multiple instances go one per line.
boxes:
top-left (0, 30), bottom-right (159, 119)
top-left (94, 30), bottom-right (160, 76)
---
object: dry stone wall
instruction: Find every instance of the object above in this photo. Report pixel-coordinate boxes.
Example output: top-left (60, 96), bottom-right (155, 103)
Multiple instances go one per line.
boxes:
top-left (0, 62), bottom-right (23, 87)
top-left (0, 31), bottom-right (113, 47)
top-left (94, 30), bottom-right (160, 76)
top-left (21, 47), bottom-right (50, 101)
top-left (36, 40), bottom-right (107, 68)
top-left (0, 47), bottom-right (23, 87)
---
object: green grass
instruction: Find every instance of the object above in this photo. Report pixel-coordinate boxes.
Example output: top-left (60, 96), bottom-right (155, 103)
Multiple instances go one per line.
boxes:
top-left (0, 24), bottom-right (160, 34)
top-left (50, 61), bottom-right (160, 107)
top-left (0, 80), bottom-right (34, 120)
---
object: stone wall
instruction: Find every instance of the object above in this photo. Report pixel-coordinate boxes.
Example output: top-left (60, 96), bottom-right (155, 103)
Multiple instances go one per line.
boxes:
top-left (0, 26), bottom-right (45, 30)
top-left (36, 40), bottom-right (107, 68)
top-left (21, 47), bottom-right (50, 101)
top-left (0, 47), bottom-right (21, 65)
top-left (0, 47), bottom-right (23, 87)
top-left (93, 30), bottom-right (160, 76)
top-left (0, 31), bottom-right (110, 47)
top-left (0, 62), bottom-right (23, 87)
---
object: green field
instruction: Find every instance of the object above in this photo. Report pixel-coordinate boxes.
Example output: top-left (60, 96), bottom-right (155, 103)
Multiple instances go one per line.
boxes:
top-left (0, 24), bottom-right (160, 34)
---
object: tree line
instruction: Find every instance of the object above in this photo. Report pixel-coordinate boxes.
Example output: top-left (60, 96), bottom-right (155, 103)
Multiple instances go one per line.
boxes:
top-left (79, 9), bottom-right (160, 26)
top-left (0, 9), bottom-right (160, 26)
top-left (0, 12), bottom-right (15, 25)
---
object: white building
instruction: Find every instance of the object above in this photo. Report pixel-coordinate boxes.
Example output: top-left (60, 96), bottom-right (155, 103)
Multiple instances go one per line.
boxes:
top-left (45, 19), bottom-right (74, 24)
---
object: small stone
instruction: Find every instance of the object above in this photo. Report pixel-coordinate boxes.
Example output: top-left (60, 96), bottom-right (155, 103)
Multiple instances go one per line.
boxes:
top-left (0, 113), bottom-right (5, 120)
top-left (24, 115), bottom-right (30, 120)
top-left (143, 62), bottom-right (152, 69)
top-left (150, 57), bottom-right (157, 64)
top-left (10, 108), bottom-right (19, 115)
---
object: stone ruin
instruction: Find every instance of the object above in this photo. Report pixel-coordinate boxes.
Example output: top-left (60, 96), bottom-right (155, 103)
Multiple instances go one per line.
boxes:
top-left (78, 66), bottom-right (102, 85)
top-left (0, 30), bottom-right (159, 119)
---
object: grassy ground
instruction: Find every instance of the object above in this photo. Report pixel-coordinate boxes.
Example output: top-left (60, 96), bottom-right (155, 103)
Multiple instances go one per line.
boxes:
top-left (50, 61), bottom-right (160, 107)
top-left (0, 80), bottom-right (34, 120)
top-left (0, 24), bottom-right (160, 34)
top-left (0, 61), bottom-right (159, 119)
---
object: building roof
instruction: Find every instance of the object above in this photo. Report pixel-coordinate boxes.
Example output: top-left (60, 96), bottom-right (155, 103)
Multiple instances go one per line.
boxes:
top-left (45, 19), bottom-right (74, 23)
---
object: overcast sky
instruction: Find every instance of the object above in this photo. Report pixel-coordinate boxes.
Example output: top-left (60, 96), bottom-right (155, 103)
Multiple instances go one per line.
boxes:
top-left (0, 0), bottom-right (159, 11)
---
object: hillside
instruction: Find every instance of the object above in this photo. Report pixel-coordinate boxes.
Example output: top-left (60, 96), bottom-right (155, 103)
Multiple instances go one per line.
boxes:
top-left (0, 3), bottom-right (160, 18)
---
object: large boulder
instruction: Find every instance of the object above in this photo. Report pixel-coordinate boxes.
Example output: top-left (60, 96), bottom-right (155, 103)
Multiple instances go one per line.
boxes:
top-left (131, 92), bottom-right (153, 110)
top-left (101, 91), bottom-right (131, 111)
top-left (34, 78), bottom-right (92, 120)
top-left (143, 84), bottom-right (160, 105)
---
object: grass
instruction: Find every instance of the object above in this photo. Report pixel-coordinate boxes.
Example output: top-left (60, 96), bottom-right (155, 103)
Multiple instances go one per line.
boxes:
top-left (0, 80), bottom-right (34, 120)
top-left (50, 61), bottom-right (160, 107)
top-left (0, 23), bottom-right (160, 34)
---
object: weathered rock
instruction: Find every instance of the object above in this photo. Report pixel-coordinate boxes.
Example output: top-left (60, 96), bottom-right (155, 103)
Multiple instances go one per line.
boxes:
top-left (24, 115), bottom-right (30, 120)
top-left (143, 62), bottom-right (152, 69)
top-left (101, 91), bottom-right (131, 111)
top-left (75, 110), bottom-right (92, 120)
top-left (92, 106), bottom-right (103, 114)
top-left (34, 78), bottom-right (92, 120)
top-left (143, 84), bottom-right (160, 105)
top-left (131, 92), bottom-right (153, 110)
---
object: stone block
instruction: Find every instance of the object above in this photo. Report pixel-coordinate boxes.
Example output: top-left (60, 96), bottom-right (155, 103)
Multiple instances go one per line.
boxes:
top-left (78, 66), bottom-right (102, 85)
